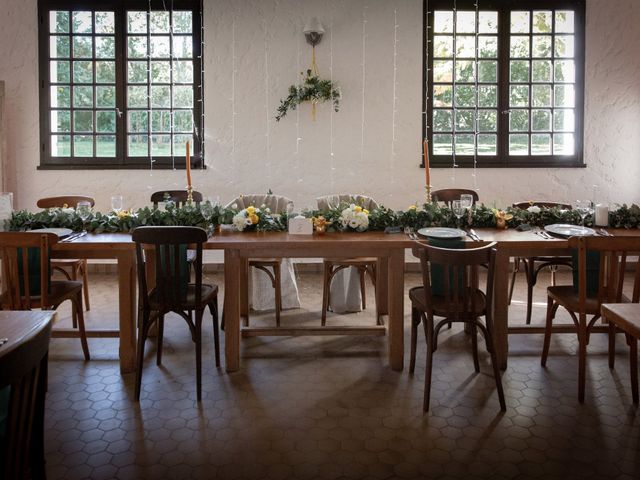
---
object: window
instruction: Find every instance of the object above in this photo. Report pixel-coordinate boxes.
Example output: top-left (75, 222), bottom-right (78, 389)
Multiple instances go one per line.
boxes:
top-left (423, 0), bottom-right (585, 168)
top-left (38, 0), bottom-right (203, 169)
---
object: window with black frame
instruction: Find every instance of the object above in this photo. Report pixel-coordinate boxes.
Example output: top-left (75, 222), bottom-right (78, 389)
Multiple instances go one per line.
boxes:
top-left (38, 0), bottom-right (203, 169)
top-left (423, 0), bottom-right (585, 168)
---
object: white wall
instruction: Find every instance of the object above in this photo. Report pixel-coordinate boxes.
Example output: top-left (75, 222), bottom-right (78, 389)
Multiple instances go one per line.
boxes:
top-left (0, 0), bottom-right (638, 211)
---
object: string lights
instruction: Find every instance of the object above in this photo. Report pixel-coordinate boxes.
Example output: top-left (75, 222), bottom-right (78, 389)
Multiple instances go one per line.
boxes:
top-left (329, 4), bottom-right (336, 189)
top-left (360, 6), bottom-right (368, 166)
top-left (473, 0), bottom-right (479, 192)
top-left (263, 18), bottom-right (271, 185)
top-left (389, 8), bottom-right (399, 202)
top-left (451, 0), bottom-right (459, 184)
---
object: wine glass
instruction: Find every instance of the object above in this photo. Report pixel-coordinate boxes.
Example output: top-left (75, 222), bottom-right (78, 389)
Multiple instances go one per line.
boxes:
top-left (76, 201), bottom-right (92, 232)
top-left (460, 194), bottom-right (474, 210)
top-left (452, 200), bottom-right (465, 229)
top-left (574, 200), bottom-right (593, 227)
top-left (111, 195), bottom-right (123, 214)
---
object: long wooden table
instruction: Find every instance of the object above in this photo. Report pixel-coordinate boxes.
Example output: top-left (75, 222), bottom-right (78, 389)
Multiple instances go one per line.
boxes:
top-left (52, 228), bottom-right (640, 374)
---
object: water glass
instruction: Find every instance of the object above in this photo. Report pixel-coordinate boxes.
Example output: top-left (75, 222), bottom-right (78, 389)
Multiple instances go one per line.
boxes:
top-left (76, 201), bottom-right (92, 231)
top-left (452, 200), bottom-right (465, 228)
top-left (460, 194), bottom-right (474, 210)
top-left (574, 200), bottom-right (593, 226)
top-left (111, 195), bottom-right (123, 213)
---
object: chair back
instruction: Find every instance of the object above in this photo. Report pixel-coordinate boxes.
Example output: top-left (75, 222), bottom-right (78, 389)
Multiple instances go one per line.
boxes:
top-left (151, 190), bottom-right (203, 208)
top-left (513, 201), bottom-right (572, 210)
top-left (36, 196), bottom-right (95, 209)
top-left (0, 313), bottom-right (53, 479)
top-left (132, 226), bottom-right (207, 313)
top-left (431, 189), bottom-right (479, 205)
top-left (226, 194), bottom-right (293, 214)
top-left (316, 194), bottom-right (378, 211)
top-left (0, 232), bottom-right (56, 309)
top-left (571, 236), bottom-right (640, 316)
top-left (412, 241), bottom-right (497, 323)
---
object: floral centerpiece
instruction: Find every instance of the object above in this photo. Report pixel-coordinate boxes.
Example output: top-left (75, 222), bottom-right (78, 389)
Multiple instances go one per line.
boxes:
top-left (339, 204), bottom-right (369, 232)
top-left (230, 204), bottom-right (287, 232)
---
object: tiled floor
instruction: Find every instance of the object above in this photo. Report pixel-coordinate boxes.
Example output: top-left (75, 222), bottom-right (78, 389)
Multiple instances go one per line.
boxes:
top-left (44, 268), bottom-right (640, 479)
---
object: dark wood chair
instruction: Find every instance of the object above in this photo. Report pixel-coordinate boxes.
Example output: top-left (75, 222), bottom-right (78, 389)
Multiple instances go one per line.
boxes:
top-left (509, 201), bottom-right (574, 324)
top-left (133, 226), bottom-right (220, 401)
top-left (0, 232), bottom-right (90, 360)
top-left (317, 195), bottom-right (380, 325)
top-left (151, 190), bottom-right (203, 208)
top-left (431, 188), bottom-right (479, 205)
top-left (0, 311), bottom-right (54, 480)
top-left (409, 241), bottom-right (506, 412)
top-left (541, 235), bottom-right (640, 402)
top-left (36, 195), bottom-right (93, 325)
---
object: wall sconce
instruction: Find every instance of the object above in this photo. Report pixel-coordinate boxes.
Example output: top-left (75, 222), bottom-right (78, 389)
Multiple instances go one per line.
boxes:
top-left (303, 18), bottom-right (325, 47)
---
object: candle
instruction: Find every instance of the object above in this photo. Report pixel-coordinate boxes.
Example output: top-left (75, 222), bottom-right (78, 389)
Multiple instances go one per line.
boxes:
top-left (185, 141), bottom-right (192, 188)
top-left (594, 204), bottom-right (609, 226)
top-left (423, 139), bottom-right (430, 187)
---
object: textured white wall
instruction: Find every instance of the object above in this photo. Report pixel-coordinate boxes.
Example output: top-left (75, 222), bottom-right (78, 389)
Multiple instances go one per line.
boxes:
top-left (0, 0), bottom-right (638, 211)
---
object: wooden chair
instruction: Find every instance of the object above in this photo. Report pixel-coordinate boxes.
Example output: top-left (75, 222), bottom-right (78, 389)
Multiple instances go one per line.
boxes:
top-left (226, 194), bottom-right (294, 327)
top-left (0, 311), bottom-right (54, 480)
top-left (541, 235), bottom-right (640, 402)
top-left (36, 195), bottom-right (93, 325)
top-left (409, 241), bottom-right (506, 412)
top-left (317, 195), bottom-right (380, 325)
top-left (431, 188), bottom-right (479, 205)
top-left (0, 232), bottom-right (90, 360)
top-left (150, 190), bottom-right (203, 208)
top-left (133, 226), bottom-right (220, 401)
top-left (509, 201), bottom-right (574, 324)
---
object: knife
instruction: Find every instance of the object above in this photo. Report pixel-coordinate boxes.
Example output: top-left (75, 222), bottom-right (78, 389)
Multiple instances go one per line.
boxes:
top-left (469, 229), bottom-right (481, 241)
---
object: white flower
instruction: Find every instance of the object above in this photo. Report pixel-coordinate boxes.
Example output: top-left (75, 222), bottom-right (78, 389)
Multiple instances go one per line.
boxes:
top-left (339, 205), bottom-right (369, 231)
top-left (527, 205), bottom-right (541, 214)
top-left (232, 212), bottom-right (247, 231)
top-left (231, 203), bottom-right (238, 210)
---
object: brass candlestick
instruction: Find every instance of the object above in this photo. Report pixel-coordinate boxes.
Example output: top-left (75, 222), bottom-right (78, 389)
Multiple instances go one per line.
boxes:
top-left (425, 184), bottom-right (432, 204)
top-left (186, 185), bottom-right (194, 204)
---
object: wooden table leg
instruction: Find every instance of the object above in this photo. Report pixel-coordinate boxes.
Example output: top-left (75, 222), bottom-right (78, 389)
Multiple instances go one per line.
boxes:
top-left (388, 250), bottom-right (404, 371)
top-left (224, 249), bottom-right (241, 372)
top-left (376, 257), bottom-right (389, 317)
top-left (240, 258), bottom-right (249, 321)
top-left (493, 248), bottom-right (510, 371)
top-left (117, 251), bottom-right (137, 374)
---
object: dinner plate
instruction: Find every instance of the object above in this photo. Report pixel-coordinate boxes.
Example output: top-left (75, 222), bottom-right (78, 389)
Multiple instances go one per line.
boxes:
top-left (28, 227), bottom-right (73, 238)
top-left (417, 227), bottom-right (467, 239)
top-left (544, 224), bottom-right (596, 237)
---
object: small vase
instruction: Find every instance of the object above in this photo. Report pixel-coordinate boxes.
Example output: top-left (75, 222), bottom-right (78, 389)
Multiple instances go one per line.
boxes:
top-left (315, 224), bottom-right (326, 235)
top-left (496, 218), bottom-right (507, 229)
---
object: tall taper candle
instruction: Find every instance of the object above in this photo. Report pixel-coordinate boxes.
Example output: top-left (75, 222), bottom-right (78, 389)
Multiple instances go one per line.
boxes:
top-left (423, 139), bottom-right (430, 187)
top-left (186, 141), bottom-right (192, 188)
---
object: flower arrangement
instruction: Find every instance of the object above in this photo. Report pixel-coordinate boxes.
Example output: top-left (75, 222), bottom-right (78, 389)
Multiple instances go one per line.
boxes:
top-left (492, 209), bottom-right (514, 229)
top-left (339, 204), bottom-right (369, 232)
top-left (232, 205), bottom-right (261, 231)
top-left (229, 204), bottom-right (288, 232)
top-left (275, 69), bottom-right (340, 122)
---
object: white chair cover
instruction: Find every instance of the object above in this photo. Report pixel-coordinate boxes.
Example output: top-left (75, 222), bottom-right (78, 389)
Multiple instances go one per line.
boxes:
top-left (316, 194), bottom-right (378, 314)
top-left (225, 194), bottom-right (300, 312)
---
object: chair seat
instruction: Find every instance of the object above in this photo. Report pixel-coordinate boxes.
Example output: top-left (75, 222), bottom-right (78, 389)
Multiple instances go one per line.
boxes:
top-left (149, 283), bottom-right (218, 310)
top-left (409, 286), bottom-right (487, 317)
top-left (547, 285), bottom-right (601, 315)
top-left (250, 259), bottom-right (281, 266)
top-left (324, 258), bottom-right (376, 266)
top-left (51, 258), bottom-right (84, 267)
top-left (0, 280), bottom-right (83, 308)
top-left (609, 314), bottom-right (640, 339)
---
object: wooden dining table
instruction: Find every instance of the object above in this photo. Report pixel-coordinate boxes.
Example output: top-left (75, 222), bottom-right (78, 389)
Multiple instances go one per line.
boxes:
top-left (51, 227), bottom-right (640, 374)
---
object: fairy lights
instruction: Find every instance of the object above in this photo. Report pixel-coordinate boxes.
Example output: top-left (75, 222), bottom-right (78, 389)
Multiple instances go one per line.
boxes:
top-left (360, 5), bottom-right (368, 166)
top-left (329, 4), bottom-right (336, 188)
top-left (390, 9), bottom-right (399, 170)
top-left (472, 0), bottom-right (479, 192)
top-left (263, 18), bottom-right (272, 185)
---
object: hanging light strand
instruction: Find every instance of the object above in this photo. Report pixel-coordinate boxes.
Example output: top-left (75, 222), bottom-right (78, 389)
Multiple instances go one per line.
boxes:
top-left (360, 6), bottom-right (368, 165)
top-left (329, 3), bottom-right (336, 189)
top-left (472, 0), bottom-right (479, 191)
top-left (230, 17), bottom-right (236, 160)
top-left (390, 8), bottom-right (399, 168)
top-left (198, 0), bottom-right (205, 170)
top-left (451, 0), bottom-right (458, 184)
top-left (148, 0), bottom-right (155, 170)
top-left (295, 24), bottom-right (301, 155)
top-left (263, 18), bottom-right (271, 185)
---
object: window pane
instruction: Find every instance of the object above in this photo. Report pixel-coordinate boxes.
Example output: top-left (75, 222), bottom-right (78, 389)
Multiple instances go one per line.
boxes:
top-left (531, 109), bottom-right (551, 131)
top-left (96, 111), bottom-right (116, 133)
top-left (128, 86), bottom-right (148, 108)
top-left (74, 111), bottom-right (93, 132)
top-left (51, 135), bottom-right (71, 156)
top-left (532, 11), bottom-right (552, 33)
top-left (454, 86), bottom-right (475, 108)
top-left (555, 35), bottom-right (575, 58)
top-left (96, 61), bottom-right (115, 83)
top-left (150, 11), bottom-right (170, 33)
top-left (456, 36), bottom-right (475, 58)
top-left (455, 110), bottom-right (475, 132)
top-left (152, 86), bottom-right (171, 108)
top-left (96, 135), bottom-right (116, 156)
top-left (73, 61), bottom-right (93, 83)
top-left (73, 36), bottom-right (92, 58)
top-left (478, 86), bottom-right (497, 107)
top-left (173, 11), bottom-right (193, 34)
top-left (128, 12), bottom-right (147, 33)
top-left (433, 85), bottom-right (453, 107)
top-left (433, 110), bottom-right (453, 131)
top-left (95, 37), bottom-right (115, 58)
top-left (434, 12), bottom-right (453, 33)
top-left (51, 86), bottom-right (70, 108)
top-left (128, 61), bottom-right (148, 83)
top-left (555, 11), bottom-right (575, 33)
top-left (455, 134), bottom-right (474, 155)
top-left (554, 110), bottom-right (575, 132)
top-left (510, 36), bottom-right (529, 58)
top-left (509, 85), bottom-right (529, 107)
top-left (152, 111), bottom-right (172, 132)
top-left (74, 135), bottom-right (93, 156)
top-left (531, 60), bottom-right (552, 82)
top-left (50, 36), bottom-right (70, 58)
top-left (478, 134), bottom-right (497, 155)
top-left (173, 86), bottom-right (194, 108)
top-left (433, 134), bottom-right (453, 154)
top-left (152, 135), bottom-right (172, 156)
top-left (532, 36), bottom-right (552, 58)
top-left (531, 134), bottom-right (551, 155)
top-left (73, 86), bottom-right (93, 107)
top-left (478, 12), bottom-right (498, 34)
top-left (510, 12), bottom-right (530, 34)
top-left (72, 12), bottom-right (93, 34)
top-left (509, 110), bottom-right (529, 132)
top-left (510, 60), bottom-right (529, 82)
top-left (173, 61), bottom-right (193, 83)
top-left (554, 85), bottom-right (575, 107)
top-left (433, 36), bottom-right (453, 58)
top-left (478, 37), bottom-right (497, 58)
top-left (151, 61), bottom-right (171, 83)
top-left (554, 60), bottom-right (575, 83)
top-left (128, 111), bottom-right (148, 132)
top-left (553, 133), bottom-right (574, 155)
top-left (128, 134), bottom-right (149, 156)
top-left (50, 11), bottom-right (69, 33)
top-left (532, 85), bottom-right (551, 107)
top-left (433, 61), bottom-right (453, 82)
top-left (96, 86), bottom-right (115, 107)
top-left (150, 36), bottom-right (171, 58)
top-left (455, 61), bottom-right (475, 82)
top-left (51, 110), bottom-right (71, 132)
top-left (128, 36), bottom-right (148, 58)
top-left (95, 12), bottom-right (114, 34)
top-left (509, 134), bottom-right (529, 155)
top-left (478, 61), bottom-right (497, 83)
top-left (50, 61), bottom-right (70, 83)
top-left (173, 135), bottom-right (193, 156)
top-left (478, 111), bottom-right (497, 131)
top-left (455, 12), bottom-right (475, 33)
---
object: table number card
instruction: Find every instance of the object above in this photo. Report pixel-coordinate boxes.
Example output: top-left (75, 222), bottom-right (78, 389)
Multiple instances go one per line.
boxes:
top-left (0, 192), bottom-right (13, 231)
top-left (288, 215), bottom-right (313, 235)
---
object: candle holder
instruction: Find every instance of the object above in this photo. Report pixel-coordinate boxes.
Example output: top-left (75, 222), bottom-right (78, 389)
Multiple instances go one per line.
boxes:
top-left (186, 185), bottom-right (194, 204)
top-left (425, 185), bottom-right (432, 204)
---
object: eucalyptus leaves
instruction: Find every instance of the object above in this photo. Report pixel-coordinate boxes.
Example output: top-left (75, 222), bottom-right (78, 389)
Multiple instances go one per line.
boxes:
top-left (275, 69), bottom-right (340, 121)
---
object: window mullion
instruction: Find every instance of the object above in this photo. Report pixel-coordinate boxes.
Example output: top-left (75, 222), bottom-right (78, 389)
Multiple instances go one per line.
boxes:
top-left (115, 4), bottom-right (126, 165)
top-left (497, 5), bottom-right (510, 166)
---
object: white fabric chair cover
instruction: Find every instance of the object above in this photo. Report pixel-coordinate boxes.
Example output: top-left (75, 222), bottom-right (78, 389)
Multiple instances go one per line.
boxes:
top-left (225, 194), bottom-right (300, 312)
top-left (316, 194), bottom-right (378, 314)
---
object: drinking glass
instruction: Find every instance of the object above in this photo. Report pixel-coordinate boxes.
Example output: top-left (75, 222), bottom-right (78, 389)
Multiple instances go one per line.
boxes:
top-left (286, 203), bottom-right (295, 225)
top-left (111, 195), bottom-right (123, 214)
top-left (452, 200), bottom-right (465, 229)
top-left (76, 201), bottom-right (92, 232)
top-left (460, 194), bottom-right (474, 210)
top-left (574, 200), bottom-right (593, 227)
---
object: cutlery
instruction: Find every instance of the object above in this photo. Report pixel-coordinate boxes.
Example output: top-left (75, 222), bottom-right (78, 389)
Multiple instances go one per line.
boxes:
top-left (0, 338), bottom-right (8, 347)
top-left (469, 229), bottom-right (481, 241)
top-left (599, 228), bottom-right (613, 237)
top-left (62, 231), bottom-right (87, 243)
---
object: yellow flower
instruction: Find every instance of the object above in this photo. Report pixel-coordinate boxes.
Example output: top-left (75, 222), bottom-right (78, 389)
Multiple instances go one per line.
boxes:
top-left (363, 209), bottom-right (369, 215)
top-left (249, 214), bottom-right (259, 224)
top-left (354, 206), bottom-right (363, 213)
top-left (246, 206), bottom-right (256, 214)
top-left (408, 205), bottom-right (417, 210)
top-left (117, 210), bottom-right (130, 219)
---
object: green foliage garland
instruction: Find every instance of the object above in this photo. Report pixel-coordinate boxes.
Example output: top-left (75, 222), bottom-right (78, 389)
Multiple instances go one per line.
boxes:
top-left (275, 69), bottom-right (340, 122)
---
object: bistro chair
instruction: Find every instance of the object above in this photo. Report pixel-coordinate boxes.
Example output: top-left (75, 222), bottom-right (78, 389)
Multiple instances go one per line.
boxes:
top-left (150, 190), bottom-right (203, 208)
top-left (132, 226), bottom-right (220, 401)
top-left (509, 201), bottom-right (574, 325)
top-left (409, 241), bottom-right (506, 412)
top-left (226, 194), bottom-right (295, 326)
top-left (0, 232), bottom-right (90, 360)
top-left (317, 194), bottom-right (380, 325)
top-left (541, 235), bottom-right (640, 402)
top-left (36, 195), bottom-right (94, 326)
top-left (431, 188), bottom-right (479, 206)
top-left (0, 311), bottom-right (53, 480)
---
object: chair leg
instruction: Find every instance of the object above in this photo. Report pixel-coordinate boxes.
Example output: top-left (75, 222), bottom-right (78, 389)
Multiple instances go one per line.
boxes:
top-left (156, 314), bottom-right (165, 366)
top-left (578, 325), bottom-right (587, 403)
top-left (629, 335), bottom-right (639, 404)
top-left (72, 291), bottom-right (90, 361)
top-left (135, 316), bottom-right (151, 401)
top-left (195, 309), bottom-right (204, 401)
top-left (485, 325), bottom-right (507, 412)
top-left (321, 263), bottom-right (332, 326)
top-left (471, 322), bottom-right (480, 373)
top-left (541, 296), bottom-right (555, 367)
top-left (608, 321), bottom-right (616, 369)
top-left (69, 265), bottom-right (79, 329)
top-left (359, 267), bottom-right (367, 310)
top-left (508, 258), bottom-right (519, 305)
top-left (211, 297), bottom-right (220, 367)
top-left (80, 259), bottom-right (90, 311)
top-left (423, 316), bottom-right (435, 412)
top-left (409, 306), bottom-right (420, 374)
top-left (525, 260), bottom-right (535, 325)
top-left (274, 264), bottom-right (282, 327)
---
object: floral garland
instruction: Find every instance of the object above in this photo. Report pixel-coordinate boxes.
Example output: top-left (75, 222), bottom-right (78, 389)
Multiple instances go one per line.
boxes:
top-left (275, 69), bottom-right (340, 122)
top-left (8, 201), bottom-right (640, 234)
